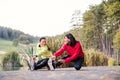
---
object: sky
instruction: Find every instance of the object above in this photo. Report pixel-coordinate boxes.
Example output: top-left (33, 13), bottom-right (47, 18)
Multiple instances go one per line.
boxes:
top-left (0, 0), bottom-right (102, 37)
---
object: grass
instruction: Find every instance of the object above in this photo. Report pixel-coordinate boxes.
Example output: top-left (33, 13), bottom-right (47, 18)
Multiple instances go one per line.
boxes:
top-left (0, 38), bottom-right (26, 52)
top-left (0, 39), bottom-right (19, 67)
top-left (0, 54), bottom-right (4, 65)
top-left (0, 38), bottom-right (15, 52)
top-left (0, 38), bottom-right (37, 69)
top-left (0, 38), bottom-right (37, 53)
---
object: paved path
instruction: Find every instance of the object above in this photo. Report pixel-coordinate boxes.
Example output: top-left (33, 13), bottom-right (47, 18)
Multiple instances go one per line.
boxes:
top-left (0, 66), bottom-right (120, 80)
top-left (0, 51), bottom-right (6, 54)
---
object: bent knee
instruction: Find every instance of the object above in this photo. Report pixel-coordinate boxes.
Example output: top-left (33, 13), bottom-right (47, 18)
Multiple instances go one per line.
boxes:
top-left (74, 65), bottom-right (81, 70)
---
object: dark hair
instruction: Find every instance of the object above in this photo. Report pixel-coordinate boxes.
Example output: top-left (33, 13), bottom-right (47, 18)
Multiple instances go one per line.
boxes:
top-left (39, 37), bottom-right (46, 42)
top-left (65, 33), bottom-right (77, 47)
top-left (38, 37), bottom-right (50, 50)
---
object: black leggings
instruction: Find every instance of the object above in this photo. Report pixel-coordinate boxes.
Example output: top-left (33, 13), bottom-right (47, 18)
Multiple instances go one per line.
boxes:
top-left (55, 55), bottom-right (84, 70)
top-left (34, 58), bottom-right (50, 70)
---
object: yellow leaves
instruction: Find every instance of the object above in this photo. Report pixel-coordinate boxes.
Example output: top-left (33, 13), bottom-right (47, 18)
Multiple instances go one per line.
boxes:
top-left (113, 28), bottom-right (120, 51)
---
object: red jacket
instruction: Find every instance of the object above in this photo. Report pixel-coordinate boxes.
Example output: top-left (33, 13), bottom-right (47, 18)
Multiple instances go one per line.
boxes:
top-left (54, 41), bottom-right (84, 63)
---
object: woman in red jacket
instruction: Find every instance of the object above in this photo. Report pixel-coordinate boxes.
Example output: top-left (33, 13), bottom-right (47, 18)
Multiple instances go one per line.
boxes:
top-left (53, 33), bottom-right (84, 70)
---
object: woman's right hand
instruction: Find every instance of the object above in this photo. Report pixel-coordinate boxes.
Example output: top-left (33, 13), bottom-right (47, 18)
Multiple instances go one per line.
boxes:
top-left (51, 56), bottom-right (56, 60)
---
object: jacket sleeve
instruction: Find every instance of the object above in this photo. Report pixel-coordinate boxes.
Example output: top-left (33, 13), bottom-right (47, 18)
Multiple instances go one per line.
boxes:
top-left (64, 43), bottom-right (81, 63)
top-left (54, 44), bottom-right (66, 57)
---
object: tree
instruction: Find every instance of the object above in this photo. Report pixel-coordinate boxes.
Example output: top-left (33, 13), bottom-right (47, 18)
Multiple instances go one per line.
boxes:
top-left (70, 10), bottom-right (82, 27)
top-left (13, 39), bottom-right (19, 47)
top-left (0, 26), bottom-right (37, 42)
top-left (19, 34), bottom-right (30, 44)
top-left (113, 28), bottom-right (120, 65)
top-left (2, 28), bottom-right (9, 39)
top-left (103, 0), bottom-right (120, 56)
top-left (82, 4), bottom-right (105, 50)
top-left (82, 0), bottom-right (120, 58)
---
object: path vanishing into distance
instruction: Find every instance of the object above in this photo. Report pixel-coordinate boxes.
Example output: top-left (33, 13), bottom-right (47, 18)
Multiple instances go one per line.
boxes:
top-left (0, 51), bottom-right (6, 54)
top-left (0, 66), bottom-right (120, 80)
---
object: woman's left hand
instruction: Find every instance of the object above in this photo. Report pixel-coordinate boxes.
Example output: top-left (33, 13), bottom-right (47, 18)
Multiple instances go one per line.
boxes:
top-left (58, 59), bottom-right (65, 63)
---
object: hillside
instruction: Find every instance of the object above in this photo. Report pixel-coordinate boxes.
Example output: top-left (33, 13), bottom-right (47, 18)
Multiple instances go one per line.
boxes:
top-left (0, 26), bottom-right (39, 43)
top-left (0, 38), bottom-right (20, 52)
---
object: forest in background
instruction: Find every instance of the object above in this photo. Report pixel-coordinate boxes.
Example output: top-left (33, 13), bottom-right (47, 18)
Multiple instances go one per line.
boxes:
top-left (0, 26), bottom-right (39, 44)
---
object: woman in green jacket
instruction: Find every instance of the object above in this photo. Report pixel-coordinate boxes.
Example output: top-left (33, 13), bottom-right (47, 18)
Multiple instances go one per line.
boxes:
top-left (30, 37), bottom-right (54, 71)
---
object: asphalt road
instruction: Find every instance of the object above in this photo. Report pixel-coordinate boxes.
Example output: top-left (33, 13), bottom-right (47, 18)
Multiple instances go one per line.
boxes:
top-left (0, 66), bottom-right (120, 80)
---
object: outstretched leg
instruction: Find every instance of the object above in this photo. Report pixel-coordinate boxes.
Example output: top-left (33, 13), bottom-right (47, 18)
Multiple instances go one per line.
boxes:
top-left (34, 58), bottom-right (49, 70)
top-left (55, 55), bottom-right (70, 67)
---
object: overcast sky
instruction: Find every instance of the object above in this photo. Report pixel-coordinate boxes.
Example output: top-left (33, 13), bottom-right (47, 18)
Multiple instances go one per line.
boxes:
top-left (0, 0), bottom-right (102, 37)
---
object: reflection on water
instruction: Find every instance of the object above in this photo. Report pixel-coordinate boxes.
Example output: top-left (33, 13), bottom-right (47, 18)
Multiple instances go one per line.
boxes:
top-left (0, 67), bottom-right (29, 71)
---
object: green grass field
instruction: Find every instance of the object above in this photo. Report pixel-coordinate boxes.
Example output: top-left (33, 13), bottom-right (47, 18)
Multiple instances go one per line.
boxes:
top-left (0, 38), bottom-right (37, 52)
top-left (0, 39), bottom-right (33, 52)
top-left (0, 38), bottom-right (37, 68)
top-left (0, 38), bottom-right (17, 52)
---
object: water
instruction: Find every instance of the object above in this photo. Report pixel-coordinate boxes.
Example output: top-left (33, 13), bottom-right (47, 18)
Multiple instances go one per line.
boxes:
top-left (0, 67), bottom-right (29, 71)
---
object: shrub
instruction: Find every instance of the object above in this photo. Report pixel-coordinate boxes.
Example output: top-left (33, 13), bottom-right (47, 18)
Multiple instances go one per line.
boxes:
top-left (13, 39), bottom-right (19, 47)
top-left (2, 51), bottom-right (22, 70)
top-left (18, 46), bottom-right (35, 67)
top-left (84, 49), bottom-right (108, 66)
top-left (108, 58), bottom-right (117, 66)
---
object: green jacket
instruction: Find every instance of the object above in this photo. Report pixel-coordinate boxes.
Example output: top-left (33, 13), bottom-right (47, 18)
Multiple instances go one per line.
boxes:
top-left (35, 45), bottom-right (52, 61)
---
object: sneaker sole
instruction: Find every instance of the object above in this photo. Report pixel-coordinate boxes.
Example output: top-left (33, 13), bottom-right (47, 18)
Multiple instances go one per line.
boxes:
top-left (30, 59), bottom-right (35, 71)
top-left (48, 62), bottom-right (54, 70)
top-left (48, 59), bottom-right (54, 71)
